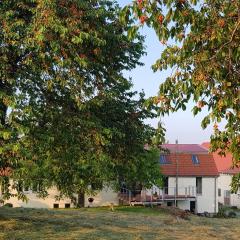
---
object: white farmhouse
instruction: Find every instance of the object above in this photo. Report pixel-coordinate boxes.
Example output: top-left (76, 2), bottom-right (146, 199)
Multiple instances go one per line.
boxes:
top-left (218, 168), bottom-right (240, 208)
top-left (155, 144), bottom-right (219, 214)
top-left (202, 142), bottom-right (240, 208)
top-left (1, 144), bottom-right (220, 213)
top-left (0, 168), bottom-right (119, 208)
top-left (0, 183), bottom-right (119, 209)
top-left (119, 144), bottom-right (219, 214)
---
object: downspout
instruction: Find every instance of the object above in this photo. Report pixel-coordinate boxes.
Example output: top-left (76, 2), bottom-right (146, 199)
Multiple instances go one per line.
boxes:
top-left (175, 139), bottom-right (179, 207)
top-left (214, 177), bottom-right (217, 213)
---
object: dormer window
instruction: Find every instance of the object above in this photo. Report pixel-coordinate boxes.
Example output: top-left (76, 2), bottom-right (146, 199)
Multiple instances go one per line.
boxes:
top-left (192, 155), bottom-right (200, 164)
top-left (159, 155), bottom-right (170, 164)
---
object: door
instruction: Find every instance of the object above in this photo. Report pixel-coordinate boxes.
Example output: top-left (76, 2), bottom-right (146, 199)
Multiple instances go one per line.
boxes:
top-left (224, 190), bottom-right (231, 206)
top-left (190, 201), bottom-right (196, 213)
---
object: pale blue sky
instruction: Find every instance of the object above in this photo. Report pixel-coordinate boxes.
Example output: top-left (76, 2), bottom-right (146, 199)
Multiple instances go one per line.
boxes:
top-left (118, 0), bottom-right (217, 144)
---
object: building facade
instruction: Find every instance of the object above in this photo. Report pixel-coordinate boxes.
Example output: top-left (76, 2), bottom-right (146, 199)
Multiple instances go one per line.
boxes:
top-left (157, 144), bottom-right (219, 214)
top-left (218, 170), bottom-right (240, 208)
top-left (202, 142), bottom-right (240, 208)
top-left (1, 144), bottom-right (221, 213)
top-left (0, 184), bottom-right (119, 208)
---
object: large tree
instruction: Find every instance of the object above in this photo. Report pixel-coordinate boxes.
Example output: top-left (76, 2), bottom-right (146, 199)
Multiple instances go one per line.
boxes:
top-left (121, 0), bottom-right (240, 191)
top-left (0, 0), bottom-right (163, 203)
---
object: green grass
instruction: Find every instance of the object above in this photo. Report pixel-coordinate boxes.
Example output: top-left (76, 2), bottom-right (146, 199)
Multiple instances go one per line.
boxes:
top-left (0, 206), bottom-right (239, 240)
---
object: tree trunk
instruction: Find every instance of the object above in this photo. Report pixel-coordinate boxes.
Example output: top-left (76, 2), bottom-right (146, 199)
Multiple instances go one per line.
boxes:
top-left (77, 191), bottom-right (85, 208)
top-left (0, 83), bottom-right (8, 126)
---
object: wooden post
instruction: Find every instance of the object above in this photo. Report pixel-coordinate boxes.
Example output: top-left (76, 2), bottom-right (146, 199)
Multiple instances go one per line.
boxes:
top-left (128, 190), bottom-right (131, 206)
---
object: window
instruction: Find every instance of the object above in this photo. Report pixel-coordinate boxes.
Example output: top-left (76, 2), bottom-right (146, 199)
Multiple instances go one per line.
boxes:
top-left (65, 203), bottom-right (71, 208)
top-left (159, 155), bottom-right (170, 164)
top-left (192, 155), bottom-right (200, 164)
top-left (163, 177), bottom-right (168, 194)
top-left (196, 177), bottom-right (202, 195)
top-left (32, 183), bottom-right (38, 192)
top-left (218, 188), bottom-right (221, 197)
top-left (224, 190), bottom-right (231, 198)
top-left (53, 204), bottom-right (59, 209)
top-left (32, 182), bottom-right (44, 192)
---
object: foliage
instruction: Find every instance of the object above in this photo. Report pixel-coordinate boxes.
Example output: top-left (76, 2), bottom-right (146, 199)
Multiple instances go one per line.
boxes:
top-left (228, 211), bottom-right (237, 218)
top-left (231, 173), bottom-right (240, 193)
top-left (0, 0), bottom-right (163, 201)
top-left (121, 0), bottom-right (240, 191)
top-left (216, 206), bottom-right (227, 218)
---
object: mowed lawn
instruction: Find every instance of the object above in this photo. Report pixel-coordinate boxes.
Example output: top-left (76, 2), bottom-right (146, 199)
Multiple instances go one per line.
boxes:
top-left (0, 206), bottom-right (239, 240)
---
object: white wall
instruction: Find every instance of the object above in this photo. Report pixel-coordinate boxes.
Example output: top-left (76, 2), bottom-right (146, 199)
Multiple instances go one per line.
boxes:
top-left (85, 186), bottom-right (119, 207)
top-left (196, 177), bottom-right (218, 213)
top-left (0, 182), bottom-right (119, 208)
top-left (1, 184), bottom-right (73, 208)
top-left (168, 176), bottom-right (217, 213)
top-left (218, 174), bottom-right (240, 208)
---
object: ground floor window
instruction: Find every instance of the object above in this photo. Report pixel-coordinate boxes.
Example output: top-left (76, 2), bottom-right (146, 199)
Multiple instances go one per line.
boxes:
top-left (218, 188), bottom-right (221, 197)
top-left (53, 203), bottom-right (59, 209)
top-left (65, 203), bottom-right (70, 208)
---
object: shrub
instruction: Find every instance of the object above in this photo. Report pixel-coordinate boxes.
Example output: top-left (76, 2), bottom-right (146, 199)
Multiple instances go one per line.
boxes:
top-left (216, 207), bottom-right (227, 218)
top-left (3, 203), bottom-right (13, 208)
top-left (228, 211), bottom-right (237, 218)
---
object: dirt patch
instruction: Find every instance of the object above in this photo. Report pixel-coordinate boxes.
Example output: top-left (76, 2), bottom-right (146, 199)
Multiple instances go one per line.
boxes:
top-left (155, 206), bottom-right (191, 220)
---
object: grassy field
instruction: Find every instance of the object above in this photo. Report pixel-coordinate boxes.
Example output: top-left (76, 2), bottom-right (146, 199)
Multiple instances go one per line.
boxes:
top-left (0, 206), bottom-right (239, 240)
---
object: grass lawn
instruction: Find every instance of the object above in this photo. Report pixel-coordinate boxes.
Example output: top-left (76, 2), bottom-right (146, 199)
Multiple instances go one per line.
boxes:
top-left (0, 206), bottom-right (239, 240)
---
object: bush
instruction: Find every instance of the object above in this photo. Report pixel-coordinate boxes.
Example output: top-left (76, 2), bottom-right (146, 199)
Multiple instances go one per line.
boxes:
top-left (203, 211), bottom-right (210, 217)
top-left (228, 211), bottom-right (237, 218)
top-left (3, 203), bottom-right (13, 208)
top-left (216, 207), bottom-right (227, 218)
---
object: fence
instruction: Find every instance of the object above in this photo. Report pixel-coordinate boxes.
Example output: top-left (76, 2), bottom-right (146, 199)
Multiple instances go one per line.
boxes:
top-left (118, 186), bottom-right (196, 205)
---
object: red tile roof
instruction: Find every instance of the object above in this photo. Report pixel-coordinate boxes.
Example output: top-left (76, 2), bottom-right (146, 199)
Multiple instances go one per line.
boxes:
top-left (220, 168), bottom-right (240, 174)
top-left (201, 142), bottom-right (235, 173)
top-left (162, 144), bottom-right (208, 153)
top-left (160, 144), bottom-right (218, 177)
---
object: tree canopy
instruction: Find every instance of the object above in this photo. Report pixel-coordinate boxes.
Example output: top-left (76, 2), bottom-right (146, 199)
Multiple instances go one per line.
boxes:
top-left (0, 0), bottom-right (163, 202)
top-left (121, 0), bottom-right (240, 191)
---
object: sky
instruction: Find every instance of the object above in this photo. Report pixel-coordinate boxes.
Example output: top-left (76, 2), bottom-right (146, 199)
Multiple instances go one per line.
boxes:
top-left (118, 0), bottom-right (219, 144)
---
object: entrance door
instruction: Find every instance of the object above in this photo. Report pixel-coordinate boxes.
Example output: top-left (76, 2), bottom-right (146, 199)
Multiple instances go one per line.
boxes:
top-left (224, 190), bottom-right (231, 206)
top-left (190, 201), bottom-right (195, 213)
